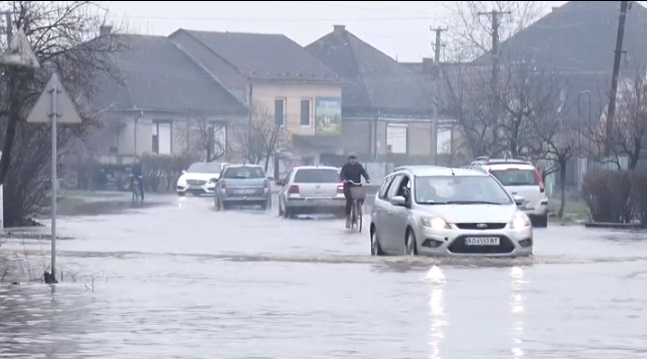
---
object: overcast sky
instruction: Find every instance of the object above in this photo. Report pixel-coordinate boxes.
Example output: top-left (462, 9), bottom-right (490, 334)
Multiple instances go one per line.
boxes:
top-left (104, 1), bottom-right (567, 62)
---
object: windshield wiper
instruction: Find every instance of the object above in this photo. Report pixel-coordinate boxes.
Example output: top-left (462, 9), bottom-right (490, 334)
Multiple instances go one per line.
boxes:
top-left (417, 201), bottom-right (448, 205)
top-left (445, 200), bottom-right (503, 205)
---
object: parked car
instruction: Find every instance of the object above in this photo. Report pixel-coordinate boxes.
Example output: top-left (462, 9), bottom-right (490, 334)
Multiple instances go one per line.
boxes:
top-left (214, 164), bottom-right (271, 211)
top-left (465, 156), bottom-right (548, 227)
top-left (277, 166), bottom-right (345, 218)
top-left (176, 162), bottom-right (226, 196)
top-left (369, 166), bottom-right (533, 257)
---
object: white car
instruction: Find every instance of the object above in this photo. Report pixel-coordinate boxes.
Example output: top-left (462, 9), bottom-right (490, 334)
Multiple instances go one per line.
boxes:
top-left (278, 166), bottom-right (346, 218)
top-left (370, 166), bottom-right (533, 257)
top-left (466, 157), bottom-right (549, 227)
top-left (176, 162), bottom-right (227, 196)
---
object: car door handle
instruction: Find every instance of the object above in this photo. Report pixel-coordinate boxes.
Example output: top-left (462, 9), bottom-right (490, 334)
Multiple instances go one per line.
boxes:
top-left (387, 211), bottom-right (394, 216)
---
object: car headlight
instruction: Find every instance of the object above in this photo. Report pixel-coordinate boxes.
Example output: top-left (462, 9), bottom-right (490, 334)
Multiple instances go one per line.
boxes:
top-left (177, 176), bottom-right (187, 186)
top-left (510, 212), bottom-right (531, 229)
top-left (421, 217), bottom-right (451, 230)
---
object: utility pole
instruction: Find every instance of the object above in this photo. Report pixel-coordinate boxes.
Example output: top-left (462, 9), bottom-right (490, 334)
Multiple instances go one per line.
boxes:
top-left (430, 27), bottom-right (447, 63)
top-left (429, 27), bottom-right (447, 165)
top-left (606, 0), bottom-right (630, 155)
top-left (478, 10), bottom-right (511, 90)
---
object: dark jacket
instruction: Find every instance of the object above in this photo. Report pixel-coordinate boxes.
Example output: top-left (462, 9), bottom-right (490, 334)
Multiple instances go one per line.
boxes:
top-left (132, 163), bottom-right (143, 177)
top-left (340, 163), bottom-right (370, 184)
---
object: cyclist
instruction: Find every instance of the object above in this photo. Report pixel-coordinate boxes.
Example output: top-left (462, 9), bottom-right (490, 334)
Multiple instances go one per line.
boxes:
top-left (131, 156), bottom-right (145, 201)
top-left (340, 153), bottom-right (370, 228)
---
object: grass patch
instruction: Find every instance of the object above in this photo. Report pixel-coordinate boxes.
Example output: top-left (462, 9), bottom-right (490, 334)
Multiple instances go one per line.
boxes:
top-left (548, 200), bottom-right (590, 224)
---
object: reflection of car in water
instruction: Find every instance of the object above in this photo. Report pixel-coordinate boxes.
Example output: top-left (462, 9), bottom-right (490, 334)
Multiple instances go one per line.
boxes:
top-left (370, 166), bottom-right (533, 258)
top-left (214, 164), bottom-right (272, 211)
top-left (176, 162), bottom-right (226, 196)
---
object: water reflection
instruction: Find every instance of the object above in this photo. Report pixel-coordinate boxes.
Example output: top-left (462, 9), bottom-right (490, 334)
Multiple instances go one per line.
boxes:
top-left (510, 266), bottom-right (526, 358)
top-left (426, 265), bottom-right (447, 359)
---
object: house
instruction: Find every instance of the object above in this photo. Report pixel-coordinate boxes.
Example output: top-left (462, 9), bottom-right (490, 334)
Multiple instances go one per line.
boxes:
top-left (306, 25), bottom-right (446, 167)
top-left (169, 29), bottom-right (345, 172)
top-left (88, 27), bottom-right (248, 166)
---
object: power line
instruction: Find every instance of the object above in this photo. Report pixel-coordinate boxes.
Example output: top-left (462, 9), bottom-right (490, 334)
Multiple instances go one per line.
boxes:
top-left (106, 13), bottom-right (453, 23)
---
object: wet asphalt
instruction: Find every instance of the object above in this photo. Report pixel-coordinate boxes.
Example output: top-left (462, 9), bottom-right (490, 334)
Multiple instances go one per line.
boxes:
top-left (1, 193), bottom-right (647, 359)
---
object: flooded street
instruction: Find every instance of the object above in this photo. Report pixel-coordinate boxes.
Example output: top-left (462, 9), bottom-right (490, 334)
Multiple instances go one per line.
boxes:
top-left (2, 195), bottom-right (647, 358)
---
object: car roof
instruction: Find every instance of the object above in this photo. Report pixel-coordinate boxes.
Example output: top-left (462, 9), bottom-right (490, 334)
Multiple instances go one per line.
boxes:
top-left (292, 166), bottom-right (338, 171)
top-left (470, 157), bottom-right (533, 165)
top-left (225, 164), bottom-right (263, 169)
top-left (392, 165), bottom-right (489, 177)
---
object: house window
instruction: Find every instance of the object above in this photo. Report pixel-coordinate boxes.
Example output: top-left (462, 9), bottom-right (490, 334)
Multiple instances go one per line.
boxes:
top-left (300, 99), bottom-right (311, 126)
top-left (386, 123), bottom-right (408, 154)
top-left (274, 98), bottom-right (286, 126)
top-left (152, 121), bottom-right (172, 155)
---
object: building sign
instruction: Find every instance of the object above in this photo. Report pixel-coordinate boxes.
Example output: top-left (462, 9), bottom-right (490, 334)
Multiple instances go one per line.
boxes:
top-left (315, 97), bottom-right (342, 136)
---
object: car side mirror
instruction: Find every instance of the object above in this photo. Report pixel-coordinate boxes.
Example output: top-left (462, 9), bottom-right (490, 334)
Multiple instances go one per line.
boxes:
top-left (181, 170), bottom-right (187, 174)
top-left (267, 176), bottom-right (274, 181)
top-left (390, 196), bottom-right (407, 207)
top-left (513, 195), bottom-right (525, 206)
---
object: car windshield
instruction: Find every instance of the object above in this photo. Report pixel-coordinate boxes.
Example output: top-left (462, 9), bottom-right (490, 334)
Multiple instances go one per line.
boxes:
top-left (187, 163), bottom-right (222, 174)
top-left (294, 169), bottom-right (339, 183)
top-left (490, 168), bottom-right (537, 186)
top-left (223, 166), bottom-right (265, 179)
top-left (414, 175), bottom-right (512, 205)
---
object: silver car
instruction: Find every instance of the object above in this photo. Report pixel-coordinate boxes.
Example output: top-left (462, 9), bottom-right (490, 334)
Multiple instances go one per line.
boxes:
top-left (214, 164), bottom-right (271, 211)
top-left (466, 157), bottom-right (549, 227)
top-left (369, 166), bottom-right (533, 257)
top-left (277, 166), bottom-right (345, 218)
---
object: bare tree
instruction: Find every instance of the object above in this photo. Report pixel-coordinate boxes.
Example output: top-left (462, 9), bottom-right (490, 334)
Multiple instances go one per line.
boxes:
top-left (179, 111), bottom-right (228, 162)
top-left (439, 64), bottom-right (503, 159)
top-left (498, 60), bottom-right (565, 161)
top-left (0, 1), bottom-right (121, 226)
top-left (606, 73), bottom-right (647, 170)
top-left (530, 86), bottom-right (582, 219)
top-left (442, 1), bottom-right (546, 61)
top-left (231, 102), bottom-right (291, 171)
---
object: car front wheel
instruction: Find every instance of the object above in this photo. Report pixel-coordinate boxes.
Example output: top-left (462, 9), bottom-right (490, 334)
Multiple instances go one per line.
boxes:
top-left (371, 228), bottom-right (385, 256)
top-left (405, 229), bottom-right (418, 256)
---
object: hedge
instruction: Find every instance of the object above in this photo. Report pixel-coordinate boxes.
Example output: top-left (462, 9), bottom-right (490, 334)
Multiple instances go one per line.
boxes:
top-left (582, 170), bottom-right (647, 225)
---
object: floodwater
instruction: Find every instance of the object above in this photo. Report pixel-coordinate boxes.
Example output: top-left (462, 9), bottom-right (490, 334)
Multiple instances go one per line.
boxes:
top-left (2, 194), bottom-right (647, 358)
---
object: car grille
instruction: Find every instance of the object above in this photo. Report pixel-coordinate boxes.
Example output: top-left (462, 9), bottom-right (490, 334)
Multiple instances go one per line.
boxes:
top-left (187, 179), bottom-right (206, 186)
top-left (455, 223), bottom-right (507, 230)
top-left (447, 235), bottom-right (515, 254)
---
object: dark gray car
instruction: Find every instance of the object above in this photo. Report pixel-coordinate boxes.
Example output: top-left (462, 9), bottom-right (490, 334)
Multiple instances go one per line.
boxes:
top-left (214, 164), bottom-right (271, 211)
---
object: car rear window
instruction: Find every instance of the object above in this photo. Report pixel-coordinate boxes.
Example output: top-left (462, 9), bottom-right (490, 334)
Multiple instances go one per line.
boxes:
top-left (294, 169), bottom-right (339, 183)
top-left (490, 168), bottom-right (538, 186)
top-left (223, 167), bottom-right (265, 179)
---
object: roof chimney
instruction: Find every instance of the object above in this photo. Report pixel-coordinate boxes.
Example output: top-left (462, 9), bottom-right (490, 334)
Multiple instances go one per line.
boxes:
top-left (333, 25), bottom-right (346, 34)
top-left (100, 25), bottom-right (112, 37)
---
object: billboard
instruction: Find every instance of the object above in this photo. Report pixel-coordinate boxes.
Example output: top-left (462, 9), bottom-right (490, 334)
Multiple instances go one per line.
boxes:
top-left (315, 97), bottom-right (342, 136)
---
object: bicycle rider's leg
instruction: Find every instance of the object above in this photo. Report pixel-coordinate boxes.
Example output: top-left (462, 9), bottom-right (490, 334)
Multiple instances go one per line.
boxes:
top-left (139, 178), bottom-right (145, 200)
top-left (343, 184), bottom-right (352, 228)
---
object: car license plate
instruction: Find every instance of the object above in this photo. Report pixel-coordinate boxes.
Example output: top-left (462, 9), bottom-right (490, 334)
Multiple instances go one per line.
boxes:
top-left (237, 189), bottom-right (256, 195)
top-left (465, 237), bottom-right (500, 246)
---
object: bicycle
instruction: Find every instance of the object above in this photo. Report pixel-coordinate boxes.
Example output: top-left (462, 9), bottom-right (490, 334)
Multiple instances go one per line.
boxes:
top-left (131, 175), bottom-right (144, 206)
top-left (346, 180), bottom-right (367, 232)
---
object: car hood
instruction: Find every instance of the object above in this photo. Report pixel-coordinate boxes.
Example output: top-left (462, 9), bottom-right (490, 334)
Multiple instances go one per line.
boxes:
top-left (417, 204), bottom-right (518, 223)
top-left (178, 172), bottom-right (219, 182)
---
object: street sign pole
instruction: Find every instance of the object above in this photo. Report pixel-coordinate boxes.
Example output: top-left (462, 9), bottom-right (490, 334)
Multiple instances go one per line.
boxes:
top-left (50, 82), bottom-right (60, 280)
top-left (26, 72), bottom-right (82, 283)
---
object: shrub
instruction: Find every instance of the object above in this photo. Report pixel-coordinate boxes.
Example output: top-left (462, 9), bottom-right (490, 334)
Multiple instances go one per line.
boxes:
top-left (583, 169), bottom-right (647, 225)
top-left (141, 153), bottom-right (197, 193)
top-left (629, 170), bottom-right (647, 225)
top-left (582, 170), bottom-right (632, 223)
